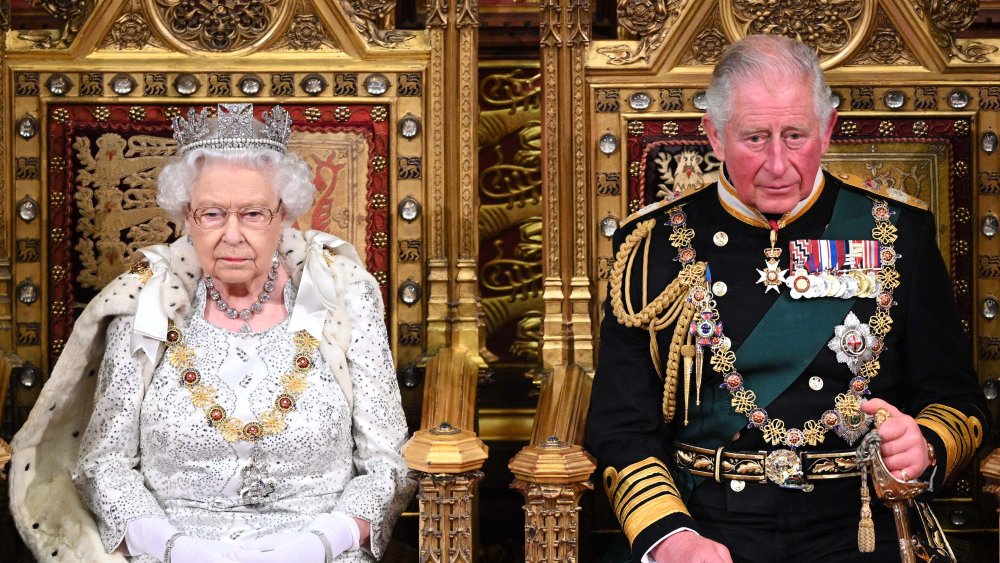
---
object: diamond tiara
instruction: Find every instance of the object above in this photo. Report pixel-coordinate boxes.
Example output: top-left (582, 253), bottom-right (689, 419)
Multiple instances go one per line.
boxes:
top-left (172, 103), bottom-right (292, 156)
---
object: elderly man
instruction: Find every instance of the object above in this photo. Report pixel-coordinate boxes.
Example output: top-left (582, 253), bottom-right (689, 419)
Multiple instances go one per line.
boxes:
top-left (585, 35), bottom-right (989, 562)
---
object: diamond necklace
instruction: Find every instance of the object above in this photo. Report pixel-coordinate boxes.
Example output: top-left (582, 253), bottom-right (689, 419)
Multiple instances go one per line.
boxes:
top-left (205, 252), bottom-right (280, 333)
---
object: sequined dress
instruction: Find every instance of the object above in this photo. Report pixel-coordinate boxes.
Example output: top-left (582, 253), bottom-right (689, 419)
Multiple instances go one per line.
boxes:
top-left (73, 278), bottom-right (411, 562)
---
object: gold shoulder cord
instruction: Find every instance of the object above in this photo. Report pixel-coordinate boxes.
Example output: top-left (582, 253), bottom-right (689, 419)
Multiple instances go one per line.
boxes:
top-left (608, 214), bottom-right (707, 423)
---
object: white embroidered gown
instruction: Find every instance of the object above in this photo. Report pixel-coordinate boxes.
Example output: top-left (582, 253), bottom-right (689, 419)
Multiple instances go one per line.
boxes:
top-left (73, 279), bottom-right (412, 562)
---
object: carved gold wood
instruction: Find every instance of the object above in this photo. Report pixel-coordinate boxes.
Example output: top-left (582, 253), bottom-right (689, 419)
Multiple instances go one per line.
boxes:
top-left (511, 365), bottom-right (595, 559)
top-left (509, 437), bottom-right (596, 563)
top-left (419, 346), bottom-right (480, 432)
top-left (531, 364), bottom-right (592, 446)
top-left (846, 7), bottom-right (918, 65)
top-left (403, 423), bottom-right (488, 563)
top-left (539, 0), bottom-right (594, 375)
top-left (17, 0), bottom-right (95, 49)
top-left (679, 10), bottom-right (729, 66)
top-left (143, 0), bottom-right (294, 53)
top-left (338, 0), bottom-right (414, 48)
top-left (913, 0), bottom-right (999, 63)
top-left (597, 0), bottom-right (686, 65)
top-left (531, 11), bottom-right (598, 556)
top-left (531, 4), bottom-right (603, 545)
top-left (410, 471), bottom-right (484, 563)
top-left (100, 1), bottom-right (168, 50)
top-left (591, 1), bottom-right (1000, 71)
top-left (423, 0), bottom-right (485, 369)
top-left (718, 0), bottom-right (874, 68)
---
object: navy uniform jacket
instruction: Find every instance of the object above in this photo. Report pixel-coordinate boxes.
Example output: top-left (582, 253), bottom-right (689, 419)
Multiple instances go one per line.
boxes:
top-left (584, 171), bottom-right (990, 560)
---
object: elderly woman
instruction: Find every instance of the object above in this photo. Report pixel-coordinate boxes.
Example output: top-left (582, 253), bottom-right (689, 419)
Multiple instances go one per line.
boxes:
top-left (10, 103), bottom-right (412, 563)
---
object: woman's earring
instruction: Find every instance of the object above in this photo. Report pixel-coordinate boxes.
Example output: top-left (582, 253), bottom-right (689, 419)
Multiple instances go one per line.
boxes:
top-left (186, 234), bottom-right (193, 245)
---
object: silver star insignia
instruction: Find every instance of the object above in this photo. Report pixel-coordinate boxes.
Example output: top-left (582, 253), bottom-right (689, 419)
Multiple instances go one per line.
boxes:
top-left (827, 311), bottom-right (876, 375)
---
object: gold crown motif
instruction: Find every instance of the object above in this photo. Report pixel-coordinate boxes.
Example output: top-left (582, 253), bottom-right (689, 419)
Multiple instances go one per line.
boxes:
top-left (172, 103), bottom-right (292, 155)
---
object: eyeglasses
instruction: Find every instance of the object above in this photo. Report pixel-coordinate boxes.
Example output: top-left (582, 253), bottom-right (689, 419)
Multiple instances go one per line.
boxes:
top-left (188, 202), bottom-right (283, 230)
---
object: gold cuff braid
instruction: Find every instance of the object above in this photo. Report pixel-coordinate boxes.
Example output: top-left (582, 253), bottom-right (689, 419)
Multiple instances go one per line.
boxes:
top-left (916, 404), bottom-right (983, 480)
top-left (603, 457), bottom-right (689, 544)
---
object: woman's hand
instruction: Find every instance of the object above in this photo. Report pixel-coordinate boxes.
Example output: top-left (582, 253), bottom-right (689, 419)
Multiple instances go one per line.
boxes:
top-left (170, 536), bottom-right (266, 563)
top-left (237, 532), bottom-right (328, 563)
top-left (861, 398), bottom-right (931, 481)
top-left (124, 517), bottom-right (264, 563)
top-left (238, 512), bottom-right (360, 562)
top-left (651, 531), bottom-right (733, 563)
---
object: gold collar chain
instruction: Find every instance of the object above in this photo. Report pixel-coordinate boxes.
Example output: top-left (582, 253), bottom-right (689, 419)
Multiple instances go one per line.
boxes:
top-left (665, 199), bottom-right (900, 449)
top-left (165, 322), bottom-right (320, 442)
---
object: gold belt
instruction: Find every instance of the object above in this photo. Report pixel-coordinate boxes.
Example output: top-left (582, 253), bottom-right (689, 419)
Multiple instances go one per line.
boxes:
top-left (673, 442), bottom-right (862, 490)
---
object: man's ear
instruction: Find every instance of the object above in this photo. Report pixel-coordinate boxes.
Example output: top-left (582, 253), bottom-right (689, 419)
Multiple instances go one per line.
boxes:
top-left (702, 115), bottom-right (725, 161)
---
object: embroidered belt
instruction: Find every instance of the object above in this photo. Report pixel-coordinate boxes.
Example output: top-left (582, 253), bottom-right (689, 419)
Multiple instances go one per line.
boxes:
top-left (673, 442), bottom-right (862, 486)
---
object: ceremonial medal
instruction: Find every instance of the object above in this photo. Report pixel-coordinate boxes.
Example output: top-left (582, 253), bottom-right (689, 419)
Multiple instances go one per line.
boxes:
top-left (833, 409), bottom-right (872, 445)
top-left (756, 228), bottom-right (787, 293)
top-left (239, 446), bottom-right (276, 505)
top-left (653, 194), bottom-right (899, 451)
top-left (712, 281), bottom-right (728, 296)
top-left (828, 311), bottom-right (876, 375)
top-left (786, 239), bottom-right (883, 299)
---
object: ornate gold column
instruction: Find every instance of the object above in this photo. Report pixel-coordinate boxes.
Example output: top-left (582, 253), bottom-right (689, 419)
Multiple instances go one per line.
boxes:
top-left (512, 3), bottom-right (597, 557)
top-left (415, 6), bottom-right (487, 553)
top-left (509, 436), bottom-right (596, 563)
top-left (403, 422), bottom-right (489, 563)
top-left (424, 0), bottom-right (484, 359)
top-left (540, 0), bottom-right (594, 373)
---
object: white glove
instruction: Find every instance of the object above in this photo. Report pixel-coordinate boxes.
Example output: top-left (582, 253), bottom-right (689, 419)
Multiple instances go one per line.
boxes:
top-left (239, 512), bottom-right (359, 563)
top-left (125, 517), bottom-right (264, 563)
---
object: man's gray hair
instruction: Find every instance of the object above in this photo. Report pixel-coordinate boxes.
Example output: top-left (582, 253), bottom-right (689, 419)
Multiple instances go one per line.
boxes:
top-left (157, 147), bottom-right (318, 227)
top-left (705, 34), bottom-right (833, 137)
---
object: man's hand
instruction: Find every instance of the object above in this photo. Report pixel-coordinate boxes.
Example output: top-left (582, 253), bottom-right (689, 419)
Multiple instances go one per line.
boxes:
top-left (861, 398), bottom-right (931, 481)
top-left (651, 531), bottom-right (733, 563)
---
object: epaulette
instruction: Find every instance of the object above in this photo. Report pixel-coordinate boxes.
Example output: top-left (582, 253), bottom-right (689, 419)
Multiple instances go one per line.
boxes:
top-left (619, 182), bottom-right (713, 228)
top-left (832, 172), bottom-right (929, 211)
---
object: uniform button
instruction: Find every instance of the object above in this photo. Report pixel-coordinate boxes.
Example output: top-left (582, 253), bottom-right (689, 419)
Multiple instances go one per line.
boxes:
top-left (712, 281), bottom-right (728, 296)
top-left (713, 231), bottom-right (729, 246)
top-left (730, 480), bottom-right (745, 492)
top-left (809, 376), bottom-right (824, 391)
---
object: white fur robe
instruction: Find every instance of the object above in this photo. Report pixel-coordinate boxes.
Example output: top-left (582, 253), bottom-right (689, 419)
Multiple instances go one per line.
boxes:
top-left (9, 229), bottom-right (412, 561)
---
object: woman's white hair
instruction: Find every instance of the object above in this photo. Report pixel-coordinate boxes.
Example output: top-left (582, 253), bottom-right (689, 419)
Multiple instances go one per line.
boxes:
top-left (157, 148), bottom-right (317, 227)
top-left (705, 34), bottom-right (833, 138)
